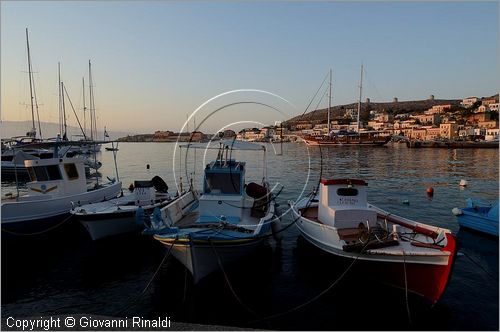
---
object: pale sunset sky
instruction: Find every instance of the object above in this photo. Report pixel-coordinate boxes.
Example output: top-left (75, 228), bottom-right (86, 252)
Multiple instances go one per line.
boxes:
top-left (1, 1), bottom-right (498, 134)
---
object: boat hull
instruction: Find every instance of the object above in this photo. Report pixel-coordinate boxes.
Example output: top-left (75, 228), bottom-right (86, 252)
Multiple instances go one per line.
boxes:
top-left (156, 237), bottom-right (264, 283)
top-left (303, 135), bottom-right (390, 146)
top-left (77, 211), bottom-right (142, 241)
top-left (456, 210), bottom-right (498, 237)
top-left (294, 207), bottom-right (456, 304)
top-left (1, 182), bottom-right (122, 226)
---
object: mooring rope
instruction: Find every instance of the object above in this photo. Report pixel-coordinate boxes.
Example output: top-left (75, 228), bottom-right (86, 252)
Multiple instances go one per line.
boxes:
top-left (1, 213), bottom-right (74, 236)
top-left (459, 250), bottom-right (498, 282)
top-left (402, 250), bottom-right (412, 325)
top-left (115, 236), bottom-right (177, 316)
top-left (209, 238), bottom-right (259, 317)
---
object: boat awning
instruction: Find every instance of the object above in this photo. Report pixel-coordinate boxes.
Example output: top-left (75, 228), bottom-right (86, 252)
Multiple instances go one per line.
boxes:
top-left (179, 139), bottom-right (266, 151)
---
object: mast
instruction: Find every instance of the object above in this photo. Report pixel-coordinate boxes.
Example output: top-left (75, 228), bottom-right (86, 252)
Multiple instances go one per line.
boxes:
top-left (328, 68), bottom-right (332, 134)
top-left (25, 28), bottom-right (36, 138)
top-left (88, 60), bottom-right (94, 141)
top-left (61, 81), bottom-right (68, 139)
top-left (357, 63), bottom-right (363, 133)
top-left (82, 77), bottom-right (86, 138)
top-left (58, 62), bottom-right (62, 136)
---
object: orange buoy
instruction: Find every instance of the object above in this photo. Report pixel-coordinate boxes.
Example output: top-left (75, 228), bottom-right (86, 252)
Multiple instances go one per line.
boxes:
top-left (426, 187), bottom-right (434, 196)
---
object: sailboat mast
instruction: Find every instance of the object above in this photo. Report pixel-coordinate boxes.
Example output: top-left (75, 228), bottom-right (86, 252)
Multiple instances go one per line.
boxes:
top-left (82, 77), bottom-right (87, 139)
top-left (58, 62), bottom-right (63, 135)
top-left (88, 60), bottom-right (94, 141)
top-left (328, 68), bottom-right (332, 134)
top-left (61, 81), bottom-right (67, 139)
top-left (357, 63), bottom-right (363, 132)
top-left (26, 28), bottom-right (36, 137)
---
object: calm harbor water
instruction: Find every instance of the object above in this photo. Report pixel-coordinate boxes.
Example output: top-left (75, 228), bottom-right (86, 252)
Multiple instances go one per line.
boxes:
top-left (2, 142), bottom-right (498, 330)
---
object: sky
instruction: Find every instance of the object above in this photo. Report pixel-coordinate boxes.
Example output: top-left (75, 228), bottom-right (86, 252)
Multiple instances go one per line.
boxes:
top-left (1, 1), bottom-right (499, 134)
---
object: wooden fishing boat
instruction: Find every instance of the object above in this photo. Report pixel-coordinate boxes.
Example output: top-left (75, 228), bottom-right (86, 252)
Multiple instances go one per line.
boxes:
top-left (290, 178), bottom-right (457, 304)
top-left (148, 140), bottom-right (281, 283)
top-left (71, 176), bottom-right (173, 240)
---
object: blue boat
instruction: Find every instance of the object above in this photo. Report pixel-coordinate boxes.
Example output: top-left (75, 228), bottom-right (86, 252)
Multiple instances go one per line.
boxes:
top-left (452, 198), bottom-right (499, 237)
top-left (146, 140), bottom-right (281, 283)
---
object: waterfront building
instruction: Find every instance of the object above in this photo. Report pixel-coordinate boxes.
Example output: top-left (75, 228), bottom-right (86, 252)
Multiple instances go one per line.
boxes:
top-left (478, 120), bottom-right (498, 129)
top-left (412, 113), bottom-right (441, 126)
top-left (485, 128), bottom-right (499, 141)
top-left (425, 127), bottom-right (441, 140)
top-left (440, 123), bottom-right (459, 139)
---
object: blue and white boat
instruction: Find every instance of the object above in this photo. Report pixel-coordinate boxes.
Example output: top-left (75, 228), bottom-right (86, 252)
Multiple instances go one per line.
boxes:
top-left (149, 140), bottom-right (280, 283)
top-left (452, 198), bottom-right (499, 237)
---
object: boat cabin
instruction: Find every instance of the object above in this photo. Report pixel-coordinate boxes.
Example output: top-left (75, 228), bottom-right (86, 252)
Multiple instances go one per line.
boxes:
top-left (318, 179), bottom-right (377, 229)
top-left (198, 159), bottom-right (247, 224)
top-left (24, 157), bottom-right (87, 197)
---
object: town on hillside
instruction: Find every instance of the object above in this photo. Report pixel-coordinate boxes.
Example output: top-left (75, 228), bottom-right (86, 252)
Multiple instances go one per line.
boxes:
top-left (118, 94), bottom-right (499, 143)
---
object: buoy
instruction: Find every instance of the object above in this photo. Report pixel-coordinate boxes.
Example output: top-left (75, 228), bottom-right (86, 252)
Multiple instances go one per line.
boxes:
top-left (426, 187), bottom-right (434, 196)
top-left (402, 199), bottom-right (410, 205)
top-left (459, 179), bottom-right (468, 187)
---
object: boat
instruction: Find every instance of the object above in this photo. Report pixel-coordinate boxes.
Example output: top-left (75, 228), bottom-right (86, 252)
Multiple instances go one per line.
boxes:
top-left (452, 198), bottom-right (499, 236)
top-left (149, 140), bottom-right (281, 283)
top-left (290, 178), bottom-right (457, 304)
top-left (302, 66), bottom-right (391, 147)
top-left (1, 155), bottom-right (122, 235)
top-left (105, 147), bottom-right (119, 152)
top-left (71, 176), bottom-right (175, 240)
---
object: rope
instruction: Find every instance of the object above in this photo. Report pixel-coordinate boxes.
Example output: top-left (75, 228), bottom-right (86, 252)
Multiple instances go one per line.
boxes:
top-left (115, 236), bottom-right (177, 316)
top-left (402, 250), bottom-right (412, 325)
top-left (460, 251), bottom-right (498, 281)
top-left (1, 213), bottom-right (73, 236)
top-left (208, 238), bottom-right (259, 317)
top-left (248, 240), bottom-right (371, 325)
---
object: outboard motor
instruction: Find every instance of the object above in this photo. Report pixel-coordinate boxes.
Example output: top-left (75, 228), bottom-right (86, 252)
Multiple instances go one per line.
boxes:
top-left (151, 175), bottom-right (169, 193)
top-left (245, 182), bottom-right (267, 200)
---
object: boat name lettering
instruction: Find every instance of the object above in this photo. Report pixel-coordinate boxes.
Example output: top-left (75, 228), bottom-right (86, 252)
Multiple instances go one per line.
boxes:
top-left (338, 197), bottom-right (358, 205)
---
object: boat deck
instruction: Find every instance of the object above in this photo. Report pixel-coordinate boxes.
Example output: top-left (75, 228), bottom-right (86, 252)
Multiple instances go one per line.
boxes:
top-left (175, 205), bottom-right (263, 231)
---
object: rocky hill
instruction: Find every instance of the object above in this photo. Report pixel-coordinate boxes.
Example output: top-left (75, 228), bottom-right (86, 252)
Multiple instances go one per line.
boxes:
top-left (284, 98), bottom-right (462, 125)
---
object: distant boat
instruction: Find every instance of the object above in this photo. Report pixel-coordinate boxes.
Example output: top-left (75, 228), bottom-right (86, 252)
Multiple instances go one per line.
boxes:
top-left (290, 178), bottom-right (457, 304)
top-left (302, 66), bottom-right (390, 147)
top-left (452, 198), bottom-right (499, 237)
top-left (147, 140), bottom-right (281, 283)
top-left (1, 155), bottom-right (122, 235)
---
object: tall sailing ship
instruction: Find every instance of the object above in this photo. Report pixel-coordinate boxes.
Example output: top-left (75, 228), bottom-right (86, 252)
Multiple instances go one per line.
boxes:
top-left (302, 65), bottom-right (391, 146)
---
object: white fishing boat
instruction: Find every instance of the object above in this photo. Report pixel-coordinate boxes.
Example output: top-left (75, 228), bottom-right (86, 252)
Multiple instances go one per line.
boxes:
top-left (71, 176), bottom-right (174, 240)
top-left (149, 140), bottom-right (281, 283)
top-left (1, 155), bottom-right (122, 235)
top-left (290, 179), bottom-right (457, 304)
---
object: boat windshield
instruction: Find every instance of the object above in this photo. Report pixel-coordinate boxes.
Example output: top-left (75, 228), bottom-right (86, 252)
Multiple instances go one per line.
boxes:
top-left (204, 172), bottom-right (241, 195)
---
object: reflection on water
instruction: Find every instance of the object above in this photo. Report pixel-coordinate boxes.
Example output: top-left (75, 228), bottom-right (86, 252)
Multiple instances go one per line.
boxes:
top-left (1, 142), bottom-right (498, 330)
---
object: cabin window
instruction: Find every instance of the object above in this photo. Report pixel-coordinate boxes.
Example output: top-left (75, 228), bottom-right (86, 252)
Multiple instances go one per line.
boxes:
top-left (46, 165), bottom-right (62, 180)
top-left (337, 188), bottom-right (359, 196)
top-left (64, 163), bottom-right (79, 180)
top-left (204, 172), bottom-right (241, 194)
top-left (28, 168), bottom-right (36, 181)
top-left (33, 166), bottom-right (49, 181)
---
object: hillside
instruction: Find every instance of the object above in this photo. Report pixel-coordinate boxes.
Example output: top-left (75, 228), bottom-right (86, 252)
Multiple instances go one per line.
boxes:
top-left (284, 98), bottom-right (462, 125)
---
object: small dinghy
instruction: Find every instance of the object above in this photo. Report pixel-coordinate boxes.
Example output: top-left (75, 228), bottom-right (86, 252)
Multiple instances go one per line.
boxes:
top-left (452, 198), bottom-right (498, 237)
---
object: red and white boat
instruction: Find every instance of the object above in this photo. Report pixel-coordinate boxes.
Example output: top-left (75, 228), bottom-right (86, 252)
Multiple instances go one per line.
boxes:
top-left (290, 179), bottom-right (457, 304)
